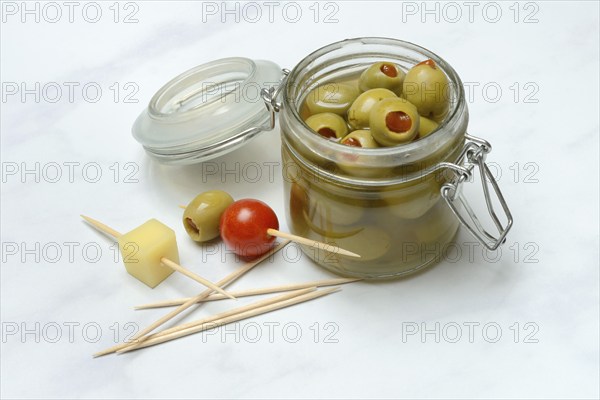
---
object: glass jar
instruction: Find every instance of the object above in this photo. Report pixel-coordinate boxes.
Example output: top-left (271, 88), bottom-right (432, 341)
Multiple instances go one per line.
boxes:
top-left (132, 37), bottom-right (513, 279)
top-left (278, 38), bottom-right (467, 278)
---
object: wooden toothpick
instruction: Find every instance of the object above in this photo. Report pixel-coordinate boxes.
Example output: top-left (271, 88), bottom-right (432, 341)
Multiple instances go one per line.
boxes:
top-left (118, 287), bottom-right (317, 354)
top-left (178, 204), bottom-right (361, 258)
top-left (93, 239), bottom-right (291, 358)
top-left (117, 287), bottom-right (341, 354)
top-left (134, 277), bottom-right (360, 309)
top-left (81, 215), bottom-right (235, 300)
top-left (266, 228), bottom-right (360, 258)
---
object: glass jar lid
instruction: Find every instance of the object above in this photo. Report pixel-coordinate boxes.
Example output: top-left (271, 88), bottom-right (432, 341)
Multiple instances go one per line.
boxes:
top-left (132, 57), bottom-right (283, 164)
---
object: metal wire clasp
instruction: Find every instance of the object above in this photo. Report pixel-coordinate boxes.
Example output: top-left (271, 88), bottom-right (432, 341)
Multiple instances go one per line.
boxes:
top-left (441, 134), bottom-right (513, 250)
top-left (260, 68), bottom-right (290, 128)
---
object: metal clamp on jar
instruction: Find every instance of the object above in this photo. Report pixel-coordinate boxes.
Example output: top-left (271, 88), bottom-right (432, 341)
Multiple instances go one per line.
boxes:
top-left (132, 37), bottom-right (513, 279)
top-left (440, 134), bottom-right (513, 251)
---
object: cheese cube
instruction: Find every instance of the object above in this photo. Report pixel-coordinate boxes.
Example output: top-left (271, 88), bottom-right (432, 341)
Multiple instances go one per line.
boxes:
top-left (117, 219), bottom-right (178, 288)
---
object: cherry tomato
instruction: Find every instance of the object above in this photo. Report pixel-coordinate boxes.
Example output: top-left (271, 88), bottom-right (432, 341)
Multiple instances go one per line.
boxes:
top-left (220, 199), bottom-right (279, 258)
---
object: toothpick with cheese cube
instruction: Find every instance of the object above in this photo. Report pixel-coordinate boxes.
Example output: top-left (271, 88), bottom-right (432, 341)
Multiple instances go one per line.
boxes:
top-left (80, 215), bottom-right (235, 299)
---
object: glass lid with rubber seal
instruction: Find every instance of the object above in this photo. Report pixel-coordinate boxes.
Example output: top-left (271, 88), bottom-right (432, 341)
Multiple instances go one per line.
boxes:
top-left (132, 57), bottom-right (284, 165)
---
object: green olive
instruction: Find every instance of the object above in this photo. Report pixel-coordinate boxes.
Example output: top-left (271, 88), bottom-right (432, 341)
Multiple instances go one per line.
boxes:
top-left (382, 177), bottom-right (441, 219)
top-left (331, 226), bottom-right (392, 262)
top-left (287, 179), bottom-right (364, 239)
top-left (183, 190), bottom-right (234, 242)
top-left (347, 88), bottom-right (397, 130)
top-left (411, 201), bottom-right (460, 243)
top-left (305, 83), bottom-right (359, 116)
top-left (287, 182), bottom-right (310, 237)
top-left (381, 231), bottom-right (422, 266)
top-left (298, 226), bottom-right (391, 264)
top-left (402, 59), bottom-right (450, 121)
top-left (305, 113), bottom-right (348, 139)
top-left (336, 130), bottom-right (389, 178)
top-left (336, 161), bottom-right (393, 179)
top-left (336, 155), bottom-right (393, 179)
top-left (418, 116), bottom-right (439, 138)
top-left (299, 101), bottom-right (312, 121)
top-left (340, 130), bottom-right (379, 148)
top-left (369, 97), bottom-right (420, 146)
top-left (359, 62), bottom-right (405, 95)
top-left (303, 209), bottom-right (364, 239)
top-left (307, 189), bottom-right (364, 226)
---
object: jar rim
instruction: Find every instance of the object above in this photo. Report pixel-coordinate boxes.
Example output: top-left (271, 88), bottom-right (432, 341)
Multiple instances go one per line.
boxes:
top-left (282, 37), bottom-right (466, 159)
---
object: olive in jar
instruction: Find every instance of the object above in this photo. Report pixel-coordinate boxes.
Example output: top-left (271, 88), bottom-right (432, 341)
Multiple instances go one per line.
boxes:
top-left (381, 177), bottom-right (441, 220)
top-left (410, 200), bottom-right (460, 243)
top-left (305, 112), bottom-right (349, 139)
top-left (305, 83), bottom-right (359, 116)
top-left (336, 130), bottom-right (385, 178)
top-left (306, 188), bottom-right (364, 226)
top-left (288, 182), bottom-right (310, 237)
top-left (359, 62), bottom-right (405, 95)
top-left (369, 97), bottom-right (420, 146)
top-left (347, 88), bottom-right (397, 130)
top-left (330, 226), bottom-right (392, 262)
top-left (340, 130), bottom-right (379, 148)
top-left (418, 116), bottom-right (439, 138)
top-left (402, 59), bottom-right (450, 121)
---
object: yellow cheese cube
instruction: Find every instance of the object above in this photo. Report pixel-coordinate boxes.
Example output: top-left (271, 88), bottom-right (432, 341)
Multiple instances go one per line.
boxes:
top-left (117, 219), bottom-right (178, 288)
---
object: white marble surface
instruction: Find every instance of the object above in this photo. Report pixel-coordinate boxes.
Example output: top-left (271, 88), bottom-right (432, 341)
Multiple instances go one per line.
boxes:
top-left (1, 1), bottom-right (599, 398)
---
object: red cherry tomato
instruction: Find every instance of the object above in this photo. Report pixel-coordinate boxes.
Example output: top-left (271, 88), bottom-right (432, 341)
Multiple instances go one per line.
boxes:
top-left (220, 199), bottom-right (279, 258)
